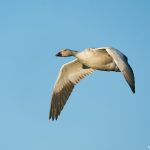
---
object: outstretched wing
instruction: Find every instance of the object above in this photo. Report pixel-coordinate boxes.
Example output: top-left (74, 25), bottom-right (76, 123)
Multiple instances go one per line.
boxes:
top-left (105, 47), bottom-right (135, 93)
top-left (49, 59), bottom-right (94, 120)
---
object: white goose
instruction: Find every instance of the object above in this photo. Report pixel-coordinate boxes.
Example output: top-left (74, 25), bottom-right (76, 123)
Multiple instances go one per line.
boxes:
top-left (49, 47), bottom-right (135, 120)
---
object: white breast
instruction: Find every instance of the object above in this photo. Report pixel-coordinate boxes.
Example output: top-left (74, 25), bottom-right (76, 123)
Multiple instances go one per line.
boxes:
top-left (76, 48), bottom-right (114, 70)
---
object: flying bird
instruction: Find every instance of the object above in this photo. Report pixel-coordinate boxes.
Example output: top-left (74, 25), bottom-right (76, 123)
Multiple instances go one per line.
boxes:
top-left (49, 47), bottom-right (135, 120)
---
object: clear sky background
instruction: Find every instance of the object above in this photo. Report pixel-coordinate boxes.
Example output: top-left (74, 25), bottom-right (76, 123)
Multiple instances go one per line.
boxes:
top-left (0, 0), bottom-right (150, 150)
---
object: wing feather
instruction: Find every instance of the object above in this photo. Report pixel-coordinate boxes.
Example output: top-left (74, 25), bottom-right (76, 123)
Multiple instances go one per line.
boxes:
top-left (49, 59), bottom-right (94, 120)
top-left (105, 47), bottom-right (135, 93)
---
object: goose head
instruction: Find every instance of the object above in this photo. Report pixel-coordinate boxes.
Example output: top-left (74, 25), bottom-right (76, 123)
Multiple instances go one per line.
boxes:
top-left (56, 49), bottom-right (78, 57)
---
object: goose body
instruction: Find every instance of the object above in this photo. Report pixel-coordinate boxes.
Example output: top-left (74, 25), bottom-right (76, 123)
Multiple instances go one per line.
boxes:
top-left (76, 47), bottom-right (119, 71)
top-left (49, 47), bottom-right (135, 120)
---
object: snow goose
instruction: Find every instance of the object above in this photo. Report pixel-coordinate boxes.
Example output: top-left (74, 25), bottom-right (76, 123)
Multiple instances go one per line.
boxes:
top-left (49, 47), bottom-right (135, 120)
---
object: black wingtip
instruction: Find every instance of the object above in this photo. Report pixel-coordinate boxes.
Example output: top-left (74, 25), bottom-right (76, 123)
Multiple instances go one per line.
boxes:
top-left (130, 81), bottom-right (135, 94)
top-left (132, 88), bottom-right (135, 94)
top-left (130, 84), bottom-right (135, 94)
top-left (49, 114), bottom-right (58, 121)
top-left (129, 84), bottom-right (135, 94)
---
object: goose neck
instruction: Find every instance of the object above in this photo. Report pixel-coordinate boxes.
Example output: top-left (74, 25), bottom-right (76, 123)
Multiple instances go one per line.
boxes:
top-left (71, 50), bottom-right (79, 56)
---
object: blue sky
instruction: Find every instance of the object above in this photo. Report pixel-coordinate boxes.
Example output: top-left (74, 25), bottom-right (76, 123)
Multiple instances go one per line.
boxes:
top-left (0, 0), bottom-right (150, 150)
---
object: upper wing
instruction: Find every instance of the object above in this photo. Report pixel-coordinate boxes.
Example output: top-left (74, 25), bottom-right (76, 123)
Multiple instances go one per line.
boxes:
top-left (49, 59), bottom-right (94, 120)
top-left (105, 47), bottom-right (135, 93)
